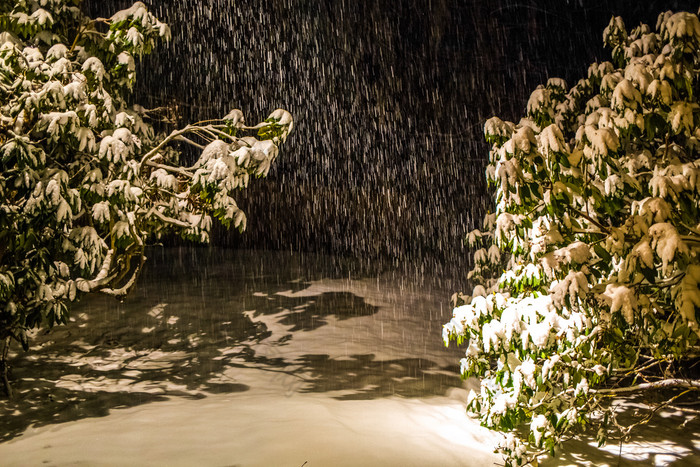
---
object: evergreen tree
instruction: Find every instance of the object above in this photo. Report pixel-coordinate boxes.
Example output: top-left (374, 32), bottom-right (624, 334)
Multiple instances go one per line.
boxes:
top-left (445, 10), bottom-right (700, 465)
top-left (0, 0), bottom-right (292, 396)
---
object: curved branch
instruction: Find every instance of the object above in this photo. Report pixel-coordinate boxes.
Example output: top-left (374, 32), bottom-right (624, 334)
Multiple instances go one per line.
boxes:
top-left (76, 249), bottom-right (119, 292)
top-left (100, 252), bottom-right (146, 298)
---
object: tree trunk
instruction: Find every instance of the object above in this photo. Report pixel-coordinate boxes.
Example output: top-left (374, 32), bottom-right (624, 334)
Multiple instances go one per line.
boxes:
top-left (1, 337), bottom-right (12, 399)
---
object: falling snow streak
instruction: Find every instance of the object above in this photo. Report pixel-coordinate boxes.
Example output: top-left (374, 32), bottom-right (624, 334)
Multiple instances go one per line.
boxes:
top-left (83, 0), bottom-right (699, 279)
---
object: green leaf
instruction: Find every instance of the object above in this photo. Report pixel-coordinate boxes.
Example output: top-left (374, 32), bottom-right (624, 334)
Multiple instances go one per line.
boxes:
top-left (641, 267), bottom-right (656, 283)
top-left (594, 244), bottom-right (612, 263)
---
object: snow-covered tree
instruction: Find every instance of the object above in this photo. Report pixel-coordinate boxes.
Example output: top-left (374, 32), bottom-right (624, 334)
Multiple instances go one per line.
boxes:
top-left (444, 10), bottom-right (700, 466)
top-left (0, 0), bottom-right (292, 395)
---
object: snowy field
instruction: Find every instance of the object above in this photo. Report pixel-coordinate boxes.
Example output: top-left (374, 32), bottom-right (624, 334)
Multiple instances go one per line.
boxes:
top-left (0, 249), bottom-right (697, 466)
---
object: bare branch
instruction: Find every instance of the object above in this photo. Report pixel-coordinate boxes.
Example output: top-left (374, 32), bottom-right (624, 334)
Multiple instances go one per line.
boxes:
top-left (681, 235), bottom-right (700, 245)
top-left (567, 205), bottom-right (610, 233)
top-left (175, 135), bottom-right (205, 149)
top-left (593, 379), bottom-right (700, 395)
top-left (146, 206), bottom-right (193, 229)
top-left (144, 160), bottom-right (193, 177)
top-left (139, 125), bottom-right (195, 165)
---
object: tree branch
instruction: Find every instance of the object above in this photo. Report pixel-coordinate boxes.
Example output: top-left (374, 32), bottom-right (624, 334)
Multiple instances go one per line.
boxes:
top-left (75, 249), bottom-right (119, 292)
top-left (100, 252), bottom-right (146, 298)
top-left (144, 160), bottom-right (193, 177)
top-left (567, 205), bottom-right (610, 233)
top-left (175, 135), bottom-right (205, 149)
top-left (146, 206), bottom-right (193, 229)
top-left (139, 125), bottom-right (195, 165)
top-left (592, 378), bottom-right (700, 395)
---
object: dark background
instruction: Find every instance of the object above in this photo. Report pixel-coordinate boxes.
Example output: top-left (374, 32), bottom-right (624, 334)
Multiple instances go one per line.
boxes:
top-left (83, 0), bottom-right (698, 276)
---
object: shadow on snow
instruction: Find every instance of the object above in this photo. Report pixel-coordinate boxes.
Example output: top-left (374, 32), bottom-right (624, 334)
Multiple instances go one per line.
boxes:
top-left (0, 248), bottom-right (461, 441)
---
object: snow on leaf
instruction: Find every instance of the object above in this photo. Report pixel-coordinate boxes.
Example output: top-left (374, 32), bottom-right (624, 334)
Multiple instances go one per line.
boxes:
top-left (611, 79), bottom-right (642, 110)
top-left (46, 43), bottom-right (68, 60)
top-left (474, 248), bottom-right (488, 264)
top-left (117, 52), bottom-right (136, 72)
top-left (267, 109), bottom-right (293, 140)
top-left (538, 123), bottom-right (566, 154)
top-left (602, 283), bottom-right (637, 324)
top-left (466, 229), bottom-right (482, 248)
top-left (45, 179), bottom-right (60, 205)
top-left (649, 168), bottom-right (679, 200)
top-left (663, 11), bottom-right (700, 40)
top-left (91, 202), bottom-right (110, 224)
top-left (126, 27), bottom-right (144, 47)
top-left (530, 415), bottom-right (548, 446)
top-left (76, 127), bottom-right (95, 152)
top-left (29, 8), bottom-right (54, 26)
top-left (527, 87), bottom-right (551, 115)
top-left (677, 265), bottom-right (700, 328)
top-left (623, 63), bottom-right (653, 93)
top-left (56, 199), bottom-right (71, 223)
top-left (472, 285), bottom-right (487, 297)
top-left (208, 158), bottom-right (229, 183)
top-left (198, 140), bottom-right (230, 166)
top-left (112, 221), bottom-right (131, 239)
top-left (646, 79), bottom-right (672, 106)
top-left (550, 270), bottom-right (589, 309)
top-left (649, 222), bottom-right (688, 273)
top-left (555, 241), bottom-right (591, 265)
top-left (636, 197), bottom-right (672, 223)
top-left (82, 57), bottom-right (105, 82)
top-left (668, 102), bottom-right (696, 135)
top-left (230, 146), bottom-right (250, 167)
top-left (484, 116), bottom-right (513, 141)
top-left (512, 126), bottom-right (537, 153)
top-left (487, 244), bottom-right (501, 263)
top-left (585, 126), bottom-right (620, 156)
top-left (149, 168), bottom-right (177, 191)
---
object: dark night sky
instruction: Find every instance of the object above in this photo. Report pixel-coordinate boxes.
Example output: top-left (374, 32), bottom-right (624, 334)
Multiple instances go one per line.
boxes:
top-left (85, 0), bottom-right (699, 272)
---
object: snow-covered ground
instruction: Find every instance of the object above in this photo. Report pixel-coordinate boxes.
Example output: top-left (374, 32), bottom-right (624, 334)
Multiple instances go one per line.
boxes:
top-left (0, 249), bottom-right (697, 466)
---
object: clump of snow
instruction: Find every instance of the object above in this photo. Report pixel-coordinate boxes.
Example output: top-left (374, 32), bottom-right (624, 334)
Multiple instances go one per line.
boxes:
top-left (634, 197), bottom-right (671, 223)
top-left (82, 57), bottom-right (105, 82)
top-left (547, 77), bottom-right (567, 90)
top-left (512, 126), bottom-right (537, 154)
top-left (602, 283), bottom-right (637, 324)
top-left (197, 140), bottom-right (230, 166)
top-left (484, 117), bottom-right (514, 144)
top-left (677, 265), bottom-right (700, 329)
top-left (527, 87), bottom-right (551, 116)
top-left (663, 12), bottom-right (700, 40)
top-left (648, 223), bottom-right (688, 273)
top-left (611, 79), bottom-right (642, 110)
top-left (550, 270), bottom-right (588, 309)
top-left (538, 124), bottom-right (567, 154)
top-left (530, 415), bottom-right (548, 446)
top-left (556, 241), bottom-right (591, 265)
top-left (584, 125), bottom-right (620, 156)
top-left (668, 102), bottom-right (696, 135)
